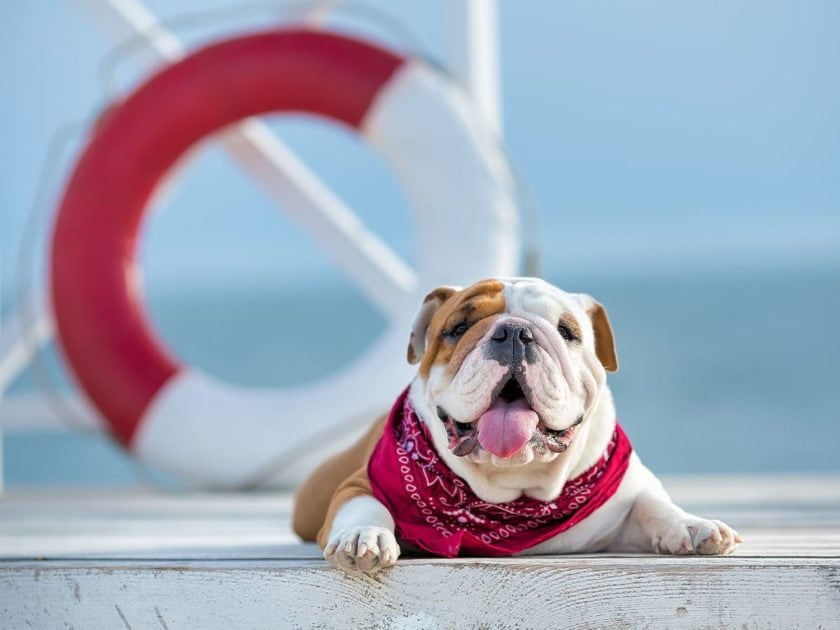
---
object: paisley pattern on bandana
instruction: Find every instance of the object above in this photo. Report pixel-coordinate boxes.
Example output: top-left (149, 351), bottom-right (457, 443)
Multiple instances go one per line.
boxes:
top-left (368, 388), bottom-right (633, 557)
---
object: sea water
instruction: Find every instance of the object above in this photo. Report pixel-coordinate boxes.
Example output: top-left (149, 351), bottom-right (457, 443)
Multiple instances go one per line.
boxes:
top-left (3, 264), bottom-right (838, 485)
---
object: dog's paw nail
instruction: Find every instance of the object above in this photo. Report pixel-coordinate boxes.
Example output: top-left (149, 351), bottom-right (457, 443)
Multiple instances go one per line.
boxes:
top-left (326, 527), bottom-right (400, 574)
top-left (657, 517), bottom-right (742, 555)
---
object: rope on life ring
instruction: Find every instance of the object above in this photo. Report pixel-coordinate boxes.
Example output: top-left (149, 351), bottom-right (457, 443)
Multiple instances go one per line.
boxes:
top-left (51, 28), bottom-right (519, 487)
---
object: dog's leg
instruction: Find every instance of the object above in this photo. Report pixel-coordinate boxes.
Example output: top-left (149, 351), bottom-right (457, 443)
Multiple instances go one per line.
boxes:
top-left (323, 496), bottom-right (401, 574)
top-left (613, 463), bottom-right (742, 555)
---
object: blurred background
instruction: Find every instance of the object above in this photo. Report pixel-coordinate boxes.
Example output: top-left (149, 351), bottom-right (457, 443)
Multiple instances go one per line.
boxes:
top-left (1, 0), bottom-right (838, 486)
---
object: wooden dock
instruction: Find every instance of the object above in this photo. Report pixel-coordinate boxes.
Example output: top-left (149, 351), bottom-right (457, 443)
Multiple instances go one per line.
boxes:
top-left (2, 475), bottom-right (839, 629)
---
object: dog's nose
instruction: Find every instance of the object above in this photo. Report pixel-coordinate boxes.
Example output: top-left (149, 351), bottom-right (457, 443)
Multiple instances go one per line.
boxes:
top-left (491, 322), bottom-right (534, 344)
top-left (487, 321), bottom-right (536, 366)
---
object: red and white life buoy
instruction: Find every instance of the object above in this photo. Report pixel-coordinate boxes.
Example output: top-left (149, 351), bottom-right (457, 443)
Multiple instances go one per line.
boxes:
top-left (51, 29), bottom-right (518, 487)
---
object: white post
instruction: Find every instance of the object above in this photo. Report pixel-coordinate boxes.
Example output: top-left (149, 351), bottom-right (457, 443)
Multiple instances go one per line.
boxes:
top-left (1, 263), bottom-right (4, 493)
top-left (443, 0), bottom-right (502, 139)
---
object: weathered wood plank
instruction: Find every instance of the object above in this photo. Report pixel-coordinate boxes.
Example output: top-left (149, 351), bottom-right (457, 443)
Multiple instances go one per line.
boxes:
top-left (2, 476), bottom-right (840, 559)
top-left (662, 474), bottom-right (840, 505)
top-left (2, 557), bottom-right (839, 629)
top-left (2, 476), bottom-right (840, 628)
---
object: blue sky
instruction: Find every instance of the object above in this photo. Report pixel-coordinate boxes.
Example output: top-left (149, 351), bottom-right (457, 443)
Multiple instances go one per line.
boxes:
top-left (1, 0), bottom-right (838, 303)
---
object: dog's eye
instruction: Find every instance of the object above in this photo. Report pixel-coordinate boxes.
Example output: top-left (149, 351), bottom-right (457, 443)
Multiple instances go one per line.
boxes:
top-left (449, 322), bottom-right (470, 338)
top-left (557, 323), bottom-right (578, 342)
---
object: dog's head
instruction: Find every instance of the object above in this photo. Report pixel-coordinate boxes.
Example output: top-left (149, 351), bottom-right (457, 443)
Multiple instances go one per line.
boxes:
top-left (408, 277), bottom-right (618, 468)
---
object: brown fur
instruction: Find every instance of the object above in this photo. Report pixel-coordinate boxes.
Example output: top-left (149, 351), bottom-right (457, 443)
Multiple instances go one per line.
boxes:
top-left (407, 287), bottom-right (460, 365)
top-left (444, 316), bottom-right (501, 379)
top-left (558, 314), bottom-right (582, 341)
top-left (292, 415), bottom-right (387, 545)
top-left (588, 303), bottom-right (619, 372)
top-left (419, 280), bottom-right (506, 378)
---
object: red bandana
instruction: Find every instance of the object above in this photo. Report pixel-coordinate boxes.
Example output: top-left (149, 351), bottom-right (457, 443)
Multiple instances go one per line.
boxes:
top-left (368, 388), bottom-right (633, 557)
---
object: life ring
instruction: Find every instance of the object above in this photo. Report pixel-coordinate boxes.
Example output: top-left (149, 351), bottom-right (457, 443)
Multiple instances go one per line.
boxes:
top-left (51, 29), bottom-right (518, 487)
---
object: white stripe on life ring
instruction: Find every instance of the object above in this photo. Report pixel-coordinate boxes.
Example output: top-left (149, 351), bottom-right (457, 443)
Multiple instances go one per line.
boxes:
top-left (362, 60), bottom-right (519, 286)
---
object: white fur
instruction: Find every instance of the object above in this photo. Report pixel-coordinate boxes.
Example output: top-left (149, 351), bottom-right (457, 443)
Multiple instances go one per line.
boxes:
top-left (323, 496), bottom-right (400, 573)
top-left (417, 278), bottom-right (611, 496)
top-left (326, 277), bottom-right (741, 574)
top-left (410, 378), bottom-right (615, 504)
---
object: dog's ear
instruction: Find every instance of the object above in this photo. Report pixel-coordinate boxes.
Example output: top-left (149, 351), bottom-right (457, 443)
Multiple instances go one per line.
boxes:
top-left (576, 294), bottom-right (619, 372)
top-left (407, 286), bottom-right (461, 365)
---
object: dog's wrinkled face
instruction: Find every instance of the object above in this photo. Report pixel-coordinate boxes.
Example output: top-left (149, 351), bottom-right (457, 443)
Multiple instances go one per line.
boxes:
top-left (408, 277), bottom-right (618, 468)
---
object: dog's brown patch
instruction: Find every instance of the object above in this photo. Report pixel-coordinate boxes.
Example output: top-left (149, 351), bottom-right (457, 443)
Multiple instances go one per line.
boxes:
top-left (407, 286), bottom-right (461, 365)
top-left (424, 286), bottom-right (460, 305)
top-left (588, 302), bottom-right (619, 372)
top-left (419, 280), bottom-right (506, 378)
top-left (558, 313), bottom-right (582, 341)
top-left (443, 316), bottom-right (502, 379)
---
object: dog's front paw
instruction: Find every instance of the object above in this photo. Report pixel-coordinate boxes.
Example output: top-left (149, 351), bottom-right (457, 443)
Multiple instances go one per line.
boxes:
top-left (650, 516), bottom-right (742, 555)
top-left (324, 526), bottom-right (400, 574)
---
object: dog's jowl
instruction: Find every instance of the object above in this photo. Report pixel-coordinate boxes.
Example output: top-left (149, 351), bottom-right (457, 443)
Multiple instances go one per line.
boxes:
top-left (293, 277), bottom-right (741, 573)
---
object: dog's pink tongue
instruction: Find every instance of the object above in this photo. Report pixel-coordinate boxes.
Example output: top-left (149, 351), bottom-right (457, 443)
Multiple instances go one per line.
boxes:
top-left (476, 398), bottom-right (539, 458)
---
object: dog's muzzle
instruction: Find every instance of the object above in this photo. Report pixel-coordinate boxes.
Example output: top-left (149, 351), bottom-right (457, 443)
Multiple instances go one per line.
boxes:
top-left (438, 375), bottom-right (583, 459)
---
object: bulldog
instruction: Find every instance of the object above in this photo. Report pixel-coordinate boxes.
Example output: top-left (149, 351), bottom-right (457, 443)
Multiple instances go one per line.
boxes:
top-left (293, 277), bottom-right (741, 572)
